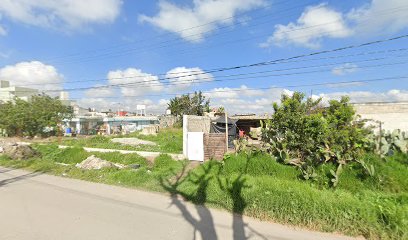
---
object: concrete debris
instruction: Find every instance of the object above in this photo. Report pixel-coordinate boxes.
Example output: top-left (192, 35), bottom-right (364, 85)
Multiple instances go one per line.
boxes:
top-left (140, 125), bottom-right (159, 136)
top-left (111, 138), bottom-right (156, 146)
top-left (75, 155), bottom-right (126, 170)
top-left (2, 143), bottom-right (38, 160)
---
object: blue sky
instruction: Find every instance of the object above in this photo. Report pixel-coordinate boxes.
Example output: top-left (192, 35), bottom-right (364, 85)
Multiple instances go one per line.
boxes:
top-left (0, 0), bottom-right (407, 114)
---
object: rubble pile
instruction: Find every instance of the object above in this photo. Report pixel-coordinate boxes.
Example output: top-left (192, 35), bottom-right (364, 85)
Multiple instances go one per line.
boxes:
top-left (75, 155), bottom-right (126, 170)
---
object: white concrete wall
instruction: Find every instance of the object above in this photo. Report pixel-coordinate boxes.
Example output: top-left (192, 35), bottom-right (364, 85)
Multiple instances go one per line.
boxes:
top-left (353, 103), bottom-right (408, 132)
top-left (0, 86), bottom-right (38, 102)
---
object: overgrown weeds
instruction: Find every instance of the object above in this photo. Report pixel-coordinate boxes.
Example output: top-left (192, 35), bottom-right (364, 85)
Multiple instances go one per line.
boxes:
top-left (61, 127), bottom-right (182, 154)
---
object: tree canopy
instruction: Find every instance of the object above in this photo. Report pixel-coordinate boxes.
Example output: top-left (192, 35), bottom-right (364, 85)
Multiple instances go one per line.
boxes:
top-left (167, 91), bottom-right (210, 117)
top-left (261, 92), bottom-right (371, 185)
top-left (0, 94), bottom-right (74, 137)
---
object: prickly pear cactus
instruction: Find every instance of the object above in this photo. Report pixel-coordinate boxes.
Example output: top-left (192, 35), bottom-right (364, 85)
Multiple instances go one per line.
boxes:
top-left (374, 129), bottom-right (408, 156)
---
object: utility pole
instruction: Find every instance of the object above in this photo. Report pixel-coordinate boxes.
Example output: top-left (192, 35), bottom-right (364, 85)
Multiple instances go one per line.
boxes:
top-left (225, 111), bottom-right (228, 152)
top-left (378, 121), bottom-right (382, 154)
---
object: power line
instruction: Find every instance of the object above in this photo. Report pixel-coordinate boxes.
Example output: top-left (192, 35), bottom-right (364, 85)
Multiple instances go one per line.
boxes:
top-left (14, 4), bottom-right (408, 67)
top-left (11, 60), bottom-right (408, 94)
top-left (40, 0), bottom-right (312, 63)
top-left (73, 33), bottom-right (408, 88)
top-left (8, 34), bottom-right (408, 95)
top-left (68, 75), bottom-right (408, 99)
top-left (53, 5), bottom-right (408, 65)
top-left (15, 48), bottom-right (408, 87)
top-left (96, 60), bottom-right (408, 90)
top-left (13, 33), bottom-right (408, 89)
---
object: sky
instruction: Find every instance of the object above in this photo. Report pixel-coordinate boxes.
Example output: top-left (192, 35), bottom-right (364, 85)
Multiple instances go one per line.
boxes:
top-left (0, 0), bottom-right (407, 114)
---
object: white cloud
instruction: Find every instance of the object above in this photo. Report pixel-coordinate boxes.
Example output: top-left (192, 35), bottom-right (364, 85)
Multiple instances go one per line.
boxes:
top-left (263, 4), bottom-right (352, 48)
top-left (0, 51), bottom-right (11, 59)
top-left (331, 63), bottom-right (359, 76)
top-left (0, 22), bottom-right (6, 36)
top-left (319, 89), bottom-right (408, 103)
top-left (77, 97), bottom-right (169, 115)
top-left (166, 67), bottom-right (213, 91)
top-left (210, 87), bottom-right (408, 114)
top-left (0, 61), bottom-right (63, 90)
top-left (159, 98), bottom-right (169, 106)
top-left (205, 86), bottom-right (288, 114)
top-left (205, 87), bottom-right (239, 99)
top-left (77, 98), bottom-right (114, 111)
top-left (139, 0), bottom-right (266, 42)
top-left (0, 0), bottom-right (122, 31)
top-left (326, 81), bottom-right (365, 88)
top-left (348, 0), bottom-right (408, 36)
top-left (85, 85), bottom-right (116, 98)
top-left (107, 68), bottom-right (163, 97)
top-left (79, 86), bottom-right (408, 116)
top-left (263, 0), bottom-right (408, 49)
top-left (204, 85), bottom-right (264, 99)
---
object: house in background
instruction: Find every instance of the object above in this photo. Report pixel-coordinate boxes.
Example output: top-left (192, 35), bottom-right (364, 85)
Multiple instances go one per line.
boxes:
top-left (64, 115), bottom-right (159, 135)
top-left (0, 80), bottom-right (39, 103)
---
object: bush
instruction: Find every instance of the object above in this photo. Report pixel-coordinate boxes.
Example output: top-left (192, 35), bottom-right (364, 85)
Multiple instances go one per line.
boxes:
top-left (0, 95), bottom-right (73, 137)
top-left (261, 92), bottom-right (372, 186)
top-left (176, 159), bottom-right (408, 239)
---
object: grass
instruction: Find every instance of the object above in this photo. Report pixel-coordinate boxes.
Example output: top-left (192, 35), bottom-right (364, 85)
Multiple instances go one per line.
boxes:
top-left (0, 145), bottom-right (407, 239)
top-left (61, 127), bottom-right (183, 154)
top-left (172, 154), bottom-right (408, 239)
top-left (0, 144), bottom-right (187, 193)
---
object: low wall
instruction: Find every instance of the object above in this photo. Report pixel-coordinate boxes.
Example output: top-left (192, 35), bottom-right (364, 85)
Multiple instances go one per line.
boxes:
top-left (183, 115), bottom-right (211, 157)
top-left (158, 116), bottom-right (178, 128)
top-left (353, 102), bottom-right (408, 132)
top-left (204, 133), bottom-right (226, 161)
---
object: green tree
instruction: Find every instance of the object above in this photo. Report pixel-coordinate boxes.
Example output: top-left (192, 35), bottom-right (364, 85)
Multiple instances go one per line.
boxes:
top-left (261, 92), bottom-right (371, 185)
top-left (167, 91), bottom-right (210, 117)
top-left (0, 94), bottom-right (73, 137)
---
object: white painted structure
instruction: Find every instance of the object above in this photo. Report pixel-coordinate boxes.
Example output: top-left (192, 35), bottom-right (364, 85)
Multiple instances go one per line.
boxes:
top-left (0, 80), bottom-right (38, 102)
top-left (353, 102), bottom-right (408, 132)
top-left (183, 115), bottom-right (211, 161)
top-left (136, 105), bottom-right (146, 116)
top-left (187, 132), bottom-right (204, 161)
top-left (64, 116), bottom-right (159, 135)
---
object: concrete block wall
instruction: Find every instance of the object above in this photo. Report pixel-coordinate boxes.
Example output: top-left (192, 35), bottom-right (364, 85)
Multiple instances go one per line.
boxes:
top-left (158, 116), bottom-right (178, 128)
top-left (204, 133), bottom-right (226, 161)
top-left (183, 115), bottom-right (212, 157)
top-left (353, 103), bottom-right (408, 132)
top-left (186, 116), bottom-right (211, 133)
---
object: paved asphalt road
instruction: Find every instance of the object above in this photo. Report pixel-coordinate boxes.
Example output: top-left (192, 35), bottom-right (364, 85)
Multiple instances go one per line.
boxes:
top-left (0, 167), bottom-right (357, 240)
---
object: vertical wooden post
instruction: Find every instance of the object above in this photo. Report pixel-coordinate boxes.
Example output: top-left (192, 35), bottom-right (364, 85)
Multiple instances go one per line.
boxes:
top-left (225, 112), bottom-right (228, 152)
top-left (378, 121), bottom-right (382, 154)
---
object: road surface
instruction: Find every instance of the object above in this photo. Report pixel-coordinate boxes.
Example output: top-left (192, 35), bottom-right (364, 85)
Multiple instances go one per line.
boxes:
top-left (0, 167), bottom-right (357, 240)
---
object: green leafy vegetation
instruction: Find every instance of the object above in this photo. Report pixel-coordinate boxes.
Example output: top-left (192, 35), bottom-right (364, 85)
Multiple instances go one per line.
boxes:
top-left (260, 92), bottom-right (374, 186)
top-left (167, 91), bottom-right (210, 126)
top-left (1, 91), bottom-right (407, 239)
top-left (173, 153), bottom-right (408, 239)
top-left (373, 129), bottom-right (408, 157)
top-left (0, 145), bottom-right (406, 239)
top-left (0, 95), bottom-right (73, 137)
top-left (0, 145), bottom-right (186, 192)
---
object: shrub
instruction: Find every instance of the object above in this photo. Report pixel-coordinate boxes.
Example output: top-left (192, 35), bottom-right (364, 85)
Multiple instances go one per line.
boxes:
top-left (261, 92), bottom-right (372, 186)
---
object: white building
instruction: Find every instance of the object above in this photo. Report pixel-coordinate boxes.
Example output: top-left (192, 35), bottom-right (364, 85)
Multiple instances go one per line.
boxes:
top-left (63, 116), bottom-right (159, 135)
top-left (353, 102), bottom-right (408, 132)
top-left (0, 80), bottom-right (39, 103)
